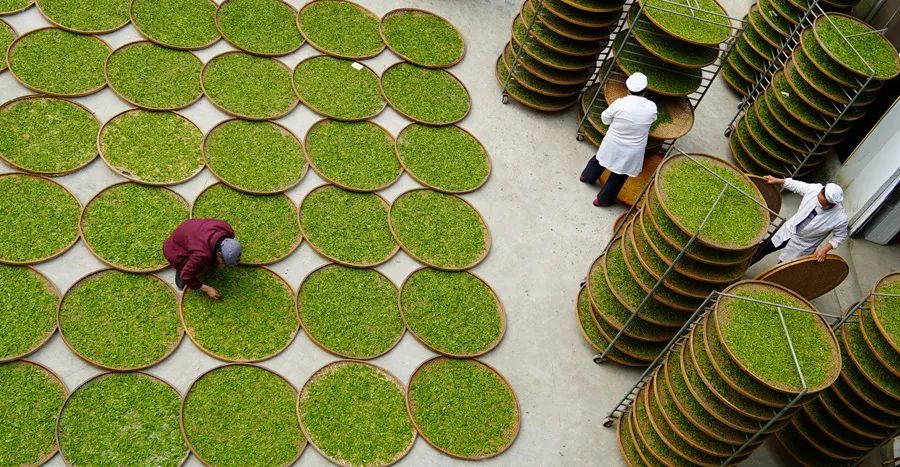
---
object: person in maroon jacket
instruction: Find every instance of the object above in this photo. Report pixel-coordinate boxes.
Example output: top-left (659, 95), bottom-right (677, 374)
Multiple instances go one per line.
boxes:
top-left (163, 219), bottom-right (242, 299)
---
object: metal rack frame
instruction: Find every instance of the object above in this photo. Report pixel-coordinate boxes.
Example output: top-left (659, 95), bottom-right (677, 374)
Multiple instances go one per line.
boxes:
top-left (575, 0), bottom-right (746, 152)
top-left (723, 3), bottom-right (879, 178)
top-left (829, 290), bottom-right (900, 467)
top-left (500, 0), bottom-right (547, 104)
top-left (603, 287), bottom-right (840, 466)
top-left (591, 147), bottom-right (785, 364)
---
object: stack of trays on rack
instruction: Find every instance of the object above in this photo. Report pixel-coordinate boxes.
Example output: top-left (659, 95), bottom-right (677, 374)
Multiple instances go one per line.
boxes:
top-left (616, 281), bottom-right (841, 466)
top-left (578, 64), bottom-right (694, 151)
top-left (579, 153), bottom-right (770, 364)
top-left (606, 0), bottom-right (731, 98)
top-left (729, 14), bottom-right (900, 177)
top-left (776, 273), bottom-right (900, 465)
top-left (721, 0), bottom-right (867, 95)
top-left (495, 0), bottom-right (624, 111)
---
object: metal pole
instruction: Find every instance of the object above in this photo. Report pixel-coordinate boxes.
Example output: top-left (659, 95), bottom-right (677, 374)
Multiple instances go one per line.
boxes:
top-left (594, 183), bottom-right (729, 363)
top-left (722, 305), bottom-right (810, 465)
top-left (501, 0), bottom-right (546, 104)
top-left (601, 292), bottom-right (720, 426)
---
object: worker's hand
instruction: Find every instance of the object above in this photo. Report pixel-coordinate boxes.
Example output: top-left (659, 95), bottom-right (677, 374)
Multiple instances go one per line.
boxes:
top-left (201, 285), bottom-right (220, 300)
top-left (763, 175), bottom-right (783, 185)
top-left (815, 247), bottom-right (829, 262)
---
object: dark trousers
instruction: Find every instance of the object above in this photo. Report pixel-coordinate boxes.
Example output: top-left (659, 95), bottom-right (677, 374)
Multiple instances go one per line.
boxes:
top-left (581, 156), bottom-right (629, 205)
top-left (749, 238), bottom-right (786, 266)
top-left (175, 268), bottom-right (185, 290)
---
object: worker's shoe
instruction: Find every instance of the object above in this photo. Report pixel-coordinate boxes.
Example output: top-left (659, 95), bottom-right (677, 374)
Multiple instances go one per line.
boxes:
top-left (593, 198), bottom-right (614, 207)
top-left (579, 176), bottom-right (595, 185)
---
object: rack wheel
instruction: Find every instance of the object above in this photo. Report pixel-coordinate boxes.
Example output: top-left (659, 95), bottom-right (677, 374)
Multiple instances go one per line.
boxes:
top-left (501, 93), bottom-right (509, 104)
top-left (576, 133), bottom-right (585, 141)
top-left (603, 417), bottom-right (615, 427)
top-left (593, 355), bottom-right (606, 364)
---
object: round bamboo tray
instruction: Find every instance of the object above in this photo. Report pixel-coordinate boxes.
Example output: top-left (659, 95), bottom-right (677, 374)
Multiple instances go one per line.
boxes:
top-left (57, 268), bottom-right (183, 371)
top-left (754, 254), bottom-right (849, 300)
top-left (714, 281), bottom-right (841, 395)
top-left (214, 0), bottom-right (302, 57)
top-left (300, 184), bottom-right (400, 268)
top-left (7, 360), bottom-right (67, 466)
top-left (56, 371), bottom-right (188, 467)
top-left (296, 360), bottom-right (415, 467)
top-left (500, 45), bottom-right (584, 97)
top-left (6, 27), bottom-right (111, 97)
top-left (577, 286), bottom-right (649, 365)
top-left (0, 265), bottom-right (59, 362)
top-left (97, 108), bottom-right (205, 186)
top-left (292, 55), bottom-right (386, 122)
top-left (406, 356), bottom-right (521, 460)
top-left (388, 188), bottom-right (491, 271)
top-left (180, 363), bottom-right (306, 466)
top-left (0, 95), bottom-right (100, 176)
top-left (813, 13), bottom-right (900, 81)
top-left (178, 266), bottom-right (299, 363)
top-left (652, 153), bottom-right (768, 252)
top-left (129, 0), bottom-right (221, 50)
top-left (0, 173), bottom-right (82, 266)
top-left (400, 267), bottom-right (505, 358)
top-left (303, 119), bottom-right (401, 193)
top-left (380, 8), bottom-right (465, 68)
top-left (297, 0), bottom-right (385, 60)
top-left (587, 254), bottom-right (676, 343)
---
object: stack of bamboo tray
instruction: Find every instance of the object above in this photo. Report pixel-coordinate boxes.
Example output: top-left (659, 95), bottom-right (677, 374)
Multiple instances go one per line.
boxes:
top-left (617, 281), bottom-right (841, 465)
top-left (580, 153), bottom-right (770, 364)
top-left (729, 14), bottom-right (900, 177)
top-left (496, 0), bottom-right (624, 111)
top-left (721, 0), bottom-right (866, 95)
top-left (579, 0), bottom-right (732, 149)
top-left (776, 273), bottom-right (900, 465)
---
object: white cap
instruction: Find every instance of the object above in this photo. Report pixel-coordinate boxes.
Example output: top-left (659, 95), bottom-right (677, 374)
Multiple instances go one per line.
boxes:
top-left (824, 183), bottom-right (843, 204)
top-left (626, 72), bottom-right (648, 93)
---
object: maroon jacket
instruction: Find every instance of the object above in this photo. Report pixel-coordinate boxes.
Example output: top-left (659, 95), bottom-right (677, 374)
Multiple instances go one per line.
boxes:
top-left (163, 219), bottom-right (234, 290)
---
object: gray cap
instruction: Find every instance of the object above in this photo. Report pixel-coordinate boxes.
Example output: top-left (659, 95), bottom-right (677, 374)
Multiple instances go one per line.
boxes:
top-left (220, 238), bottom-right (242, 266)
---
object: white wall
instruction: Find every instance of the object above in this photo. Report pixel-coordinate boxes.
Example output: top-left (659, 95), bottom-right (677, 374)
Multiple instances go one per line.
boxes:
top-left (835, 97), bottom-right (900, 234)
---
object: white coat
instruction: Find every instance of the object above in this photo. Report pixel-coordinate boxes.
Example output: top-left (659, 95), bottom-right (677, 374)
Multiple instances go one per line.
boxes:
top-left (771, 178), bottom-right (849, 262)
top-left (594, 94), bottom-right (658, 177)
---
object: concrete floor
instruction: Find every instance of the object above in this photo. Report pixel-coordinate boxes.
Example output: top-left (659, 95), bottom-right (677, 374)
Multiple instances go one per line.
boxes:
top-left (2, 0), bottom-right (899, 465)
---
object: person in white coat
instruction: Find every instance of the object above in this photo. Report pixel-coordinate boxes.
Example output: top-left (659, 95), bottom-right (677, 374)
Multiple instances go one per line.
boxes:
top-left (580, 72), bottom-right (657, 207)
top-left (749, 176), bottom-right (849, 265)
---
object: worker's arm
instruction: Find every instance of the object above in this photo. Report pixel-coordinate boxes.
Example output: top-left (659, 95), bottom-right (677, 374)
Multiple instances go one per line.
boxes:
top-left (180, 255), bottom-right (220, 299)
top-left (816, 218), bottom-right (849, 261)
top-left (600, 99), bottom-right (622, 125)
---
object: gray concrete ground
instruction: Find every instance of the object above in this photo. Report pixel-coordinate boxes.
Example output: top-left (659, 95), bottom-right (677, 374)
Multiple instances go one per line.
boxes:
top-left (2, 0), bottom-right (898, 465)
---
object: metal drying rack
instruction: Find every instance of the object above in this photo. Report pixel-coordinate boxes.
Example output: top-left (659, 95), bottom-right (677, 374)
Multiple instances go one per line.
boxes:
top-left (829, 289), bottom-right (900, 467)
top-left (724, 2), bottom-right (879, 178)
top-left (591, 147), bottom-right (785, 365)
top-left (602, 285), bottom-right (841, 465)
top-left (574, 0), bottom-right (746, 153)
